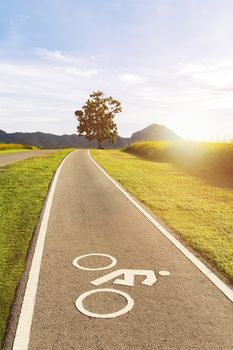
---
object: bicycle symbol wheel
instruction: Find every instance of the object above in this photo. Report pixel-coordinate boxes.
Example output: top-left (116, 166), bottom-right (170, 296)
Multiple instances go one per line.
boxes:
top-left (73, 253), bottom-right (117, 271)
top-left (75, 288), bottom-right (134, 319)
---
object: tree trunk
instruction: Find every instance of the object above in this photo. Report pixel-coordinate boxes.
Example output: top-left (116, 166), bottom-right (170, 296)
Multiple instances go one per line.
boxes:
top-left (98, 140), bottom-right (104, 149)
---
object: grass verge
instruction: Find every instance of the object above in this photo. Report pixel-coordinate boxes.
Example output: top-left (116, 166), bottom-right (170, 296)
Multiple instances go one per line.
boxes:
top-left (91, 149), bottom-right (233, 283)
top-left (0, 149), bottom-right (73, 347)
top-left (0, 149), bottom-right (35, 155)
top-left (0, 144), bottom-right (38, 152)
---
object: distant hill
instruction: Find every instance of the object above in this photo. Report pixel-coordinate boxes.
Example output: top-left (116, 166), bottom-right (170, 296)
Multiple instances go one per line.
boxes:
top-left (131, 124), bottom-right (182, 143)
top-left (0, 130), bottom-right (129, 149)
top-left (0, 124), bottom-right (181, 149)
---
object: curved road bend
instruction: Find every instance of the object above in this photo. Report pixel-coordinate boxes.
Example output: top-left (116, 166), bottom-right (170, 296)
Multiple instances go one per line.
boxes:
top-left (0, 150), bottom-right (59, 167)
top-left (13, 150), bottom-right (233, 349)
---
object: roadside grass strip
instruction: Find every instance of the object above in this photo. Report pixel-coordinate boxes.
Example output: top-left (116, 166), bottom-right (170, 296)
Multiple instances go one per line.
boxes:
top-left (0, 149), bottom-right (73, 346)
top-left (91, 150), bottom-right (233, 284)
top-left (0, 150), bottom-right (34, 155)
top-left (0, 144), bottom-right (38, 153)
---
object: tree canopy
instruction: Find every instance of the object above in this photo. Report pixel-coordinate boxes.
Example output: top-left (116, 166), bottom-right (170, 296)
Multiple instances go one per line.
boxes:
top-left (75, 91), bottom-right (122, 149)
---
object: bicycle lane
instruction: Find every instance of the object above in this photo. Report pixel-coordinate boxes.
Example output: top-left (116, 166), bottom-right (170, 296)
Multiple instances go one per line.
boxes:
top-left (13, 150), bottom-right (233, 349)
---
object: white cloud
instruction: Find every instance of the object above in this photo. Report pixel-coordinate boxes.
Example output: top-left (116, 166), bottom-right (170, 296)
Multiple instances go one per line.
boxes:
top-left (136, 87), bottom-right (164, 102)
top-left (57, 67), bottom-right (99, 78)
top-left (0, 52), bottom-right (101, 133)
top-left (178, 62), bottom-right (233, 90)
top-left (1, 49), bottom-right (233, 140)
top-left (118, 73), bottom-right (148, 84)
top-left (1, 117), bottom-right (61, 124)
top-left (34, 48), bottom-right (82, 64)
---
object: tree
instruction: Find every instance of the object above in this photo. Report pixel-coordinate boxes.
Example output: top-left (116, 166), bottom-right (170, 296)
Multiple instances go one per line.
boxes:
top-left (75, 91), bottom-right (122, 149)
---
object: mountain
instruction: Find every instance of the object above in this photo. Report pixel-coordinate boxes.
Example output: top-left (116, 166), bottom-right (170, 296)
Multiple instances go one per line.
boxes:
top-left (0, 129), bottom-right (129, 149)
top-left (130, 124), bottom-right (182, 142)
top-left (0, 124), bottom-right (181, 149)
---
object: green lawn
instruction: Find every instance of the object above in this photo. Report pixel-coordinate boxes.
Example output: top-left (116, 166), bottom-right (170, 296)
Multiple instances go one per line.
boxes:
top-left (91, 149), bottom-right (233, 283)
top-left (0, 144), bottom-right (38, 152)
top-left (0, 149), bottom-right (34, 155)
top-left (0, 149), bottom-right (73, 347)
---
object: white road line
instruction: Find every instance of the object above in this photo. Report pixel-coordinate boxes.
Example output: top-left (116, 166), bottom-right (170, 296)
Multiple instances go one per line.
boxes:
top-left (88, 150), bottom-right (233, 303)
top-left (13, 151), bottom-right (75, 350)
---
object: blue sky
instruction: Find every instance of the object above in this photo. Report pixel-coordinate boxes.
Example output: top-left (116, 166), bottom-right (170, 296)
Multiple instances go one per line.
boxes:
top-left (1, 0), bottom-right (233, 139)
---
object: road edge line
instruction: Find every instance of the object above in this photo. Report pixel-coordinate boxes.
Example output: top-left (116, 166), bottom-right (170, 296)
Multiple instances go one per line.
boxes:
top-left (88, 150), bottom-right (233, 302)
top-left (12, 151), bottom-right (75, 350)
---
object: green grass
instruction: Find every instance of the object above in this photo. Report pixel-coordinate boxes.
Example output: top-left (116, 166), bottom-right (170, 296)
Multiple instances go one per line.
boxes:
top-left (0, 149), bottom-right (73, 347)
top-left (91, 149), bottom-right (233, 284)
top-left (0, 149), bottom-right (35, 155)
top-left (0, 143), bottom-right (38, 152)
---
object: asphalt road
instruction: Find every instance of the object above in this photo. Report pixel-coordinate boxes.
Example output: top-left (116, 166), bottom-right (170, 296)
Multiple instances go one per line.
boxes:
top-left (13, 150), bottom-right (233, 349)
top-left (0, 150), bottom-right (58, 167)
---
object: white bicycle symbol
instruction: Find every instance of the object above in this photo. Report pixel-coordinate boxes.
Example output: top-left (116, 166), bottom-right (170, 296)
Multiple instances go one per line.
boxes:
top-left (72, 253), bottom-right (170, 319)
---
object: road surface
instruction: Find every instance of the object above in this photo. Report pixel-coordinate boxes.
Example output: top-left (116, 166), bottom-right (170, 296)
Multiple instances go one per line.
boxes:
top-left (0, 150), bottom-right (59, 167)
top-left (11, 150), bottom-right (233, 349)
